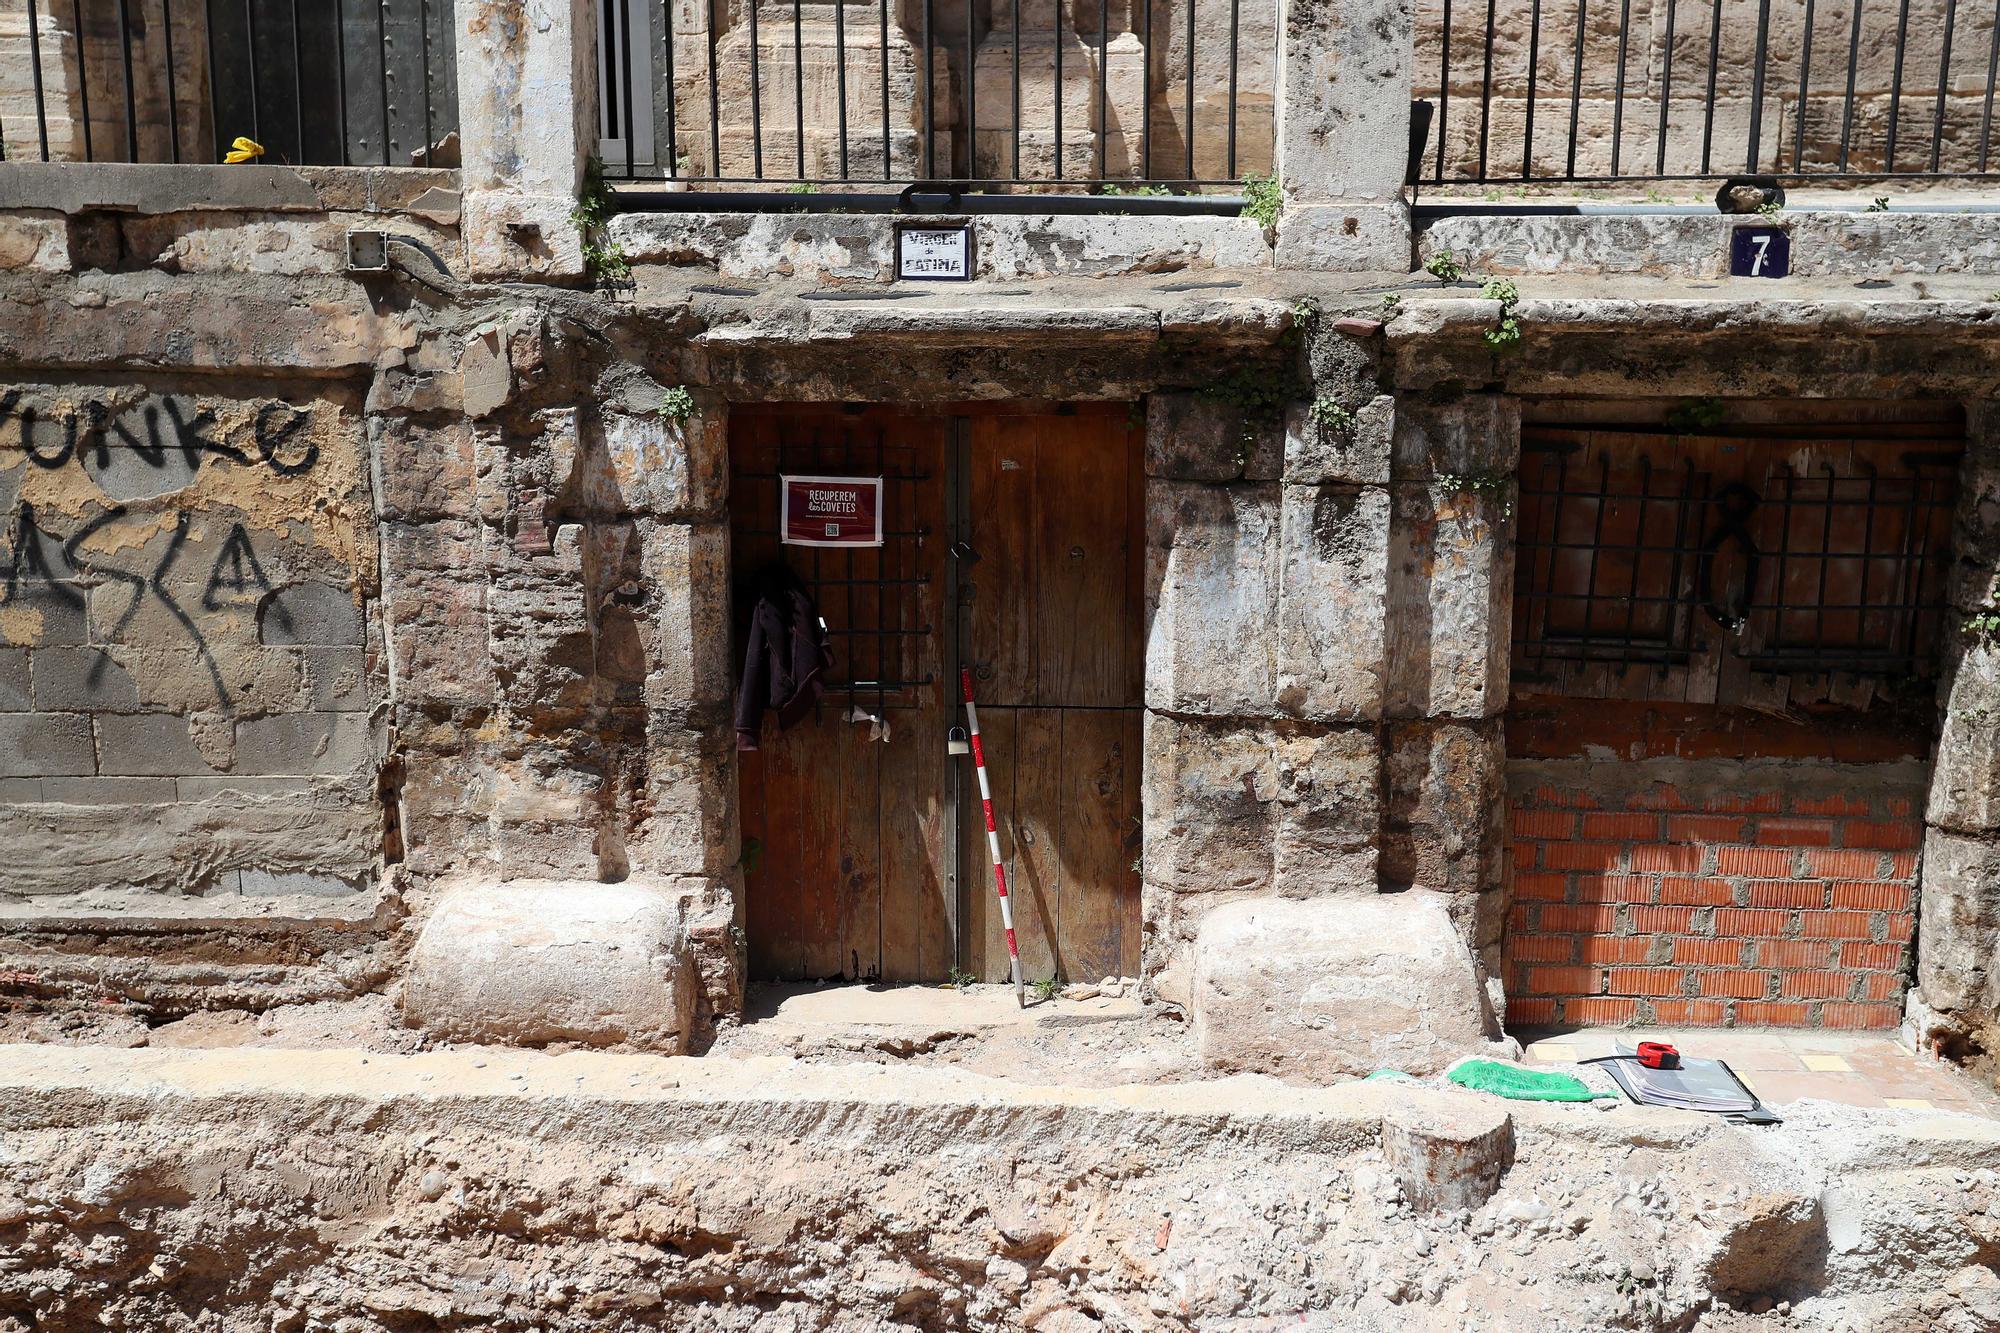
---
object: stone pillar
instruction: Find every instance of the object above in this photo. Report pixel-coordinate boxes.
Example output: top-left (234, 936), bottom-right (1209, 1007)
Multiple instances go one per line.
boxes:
top-left (1140, 381), bottom-right (1391, 1046)
top-left (1914, 402), bottom-right (2000, 1048)
top-left (1270, 0), bottom-right (1413, 271)
top-left (1378, 386), bottom-right (1519, 1019)
top-left (455, 0), bottom-right (598, 280)
top-left (388, 313), bottom-right (739, 1050)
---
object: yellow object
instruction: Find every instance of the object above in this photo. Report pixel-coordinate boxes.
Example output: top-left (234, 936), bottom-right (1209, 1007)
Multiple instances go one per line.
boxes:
top-left (224, 136), bottom-right (265, 164)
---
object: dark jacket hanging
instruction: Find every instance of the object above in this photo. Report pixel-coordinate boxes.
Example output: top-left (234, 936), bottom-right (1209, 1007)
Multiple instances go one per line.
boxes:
top-left (735, 563), bottom-right (833, 751)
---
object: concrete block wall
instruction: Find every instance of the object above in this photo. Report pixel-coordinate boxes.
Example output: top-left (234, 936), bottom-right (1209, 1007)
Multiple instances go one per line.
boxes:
top-left (1506, 763), bottom-right (1926, 1030)
top-left (0, 383), bottom-right (383, 904)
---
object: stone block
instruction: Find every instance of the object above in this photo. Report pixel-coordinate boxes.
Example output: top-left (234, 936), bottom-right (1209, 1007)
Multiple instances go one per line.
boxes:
top-left (40, 776), bottom-right (176, 805)
top-left (0, 212), bottom-right (71, 273)
top-left (1146, 393), bottom-right (1269, 483)
top-left (1917, 828), bottom-right (2000, 1018)
top-left (0, 713), bottom-right (94, 777)
top-left (630, 722), bottom-right (740, 878)
top-left (373, 419), bottom-right (478, 522)
top-left (1390, 393), bottom-right (1521, 481)
top-left (402, 879), bottom-right (701, 1051)
top-left (1305, 318), bottom-right (1385, 407)
top-left (302, 646), bottom-right (371, 711)
top-left (640, 522), bottom-right (733, 717)
top-left (1275, 484), bottom-right (1388, 720)
top-left (1143, 713), bottom-right (1379, 896)
top-left (1269, 724), bottom-right (1382, 889)
top-left (579, 404), bottom-right (728, 521)
top-left (463, 192), bottom-right (587, 282)
top-left (1382, 720), bottom-right (1505, 896)
top-left (384, 520), bottom-right (494, 711)
top-left (1931, 641), bottom-right (2000, 835)
top-left (1283, 395), bottom-right (1392, 485)
top-left (30, 646), bottom-right (140, 711)
top-left (0, 587), bottom-right (89, 646)
top-left (1385, 481), bottom-right (1513, 719)
top-left (256, 582), bottom-right (363, 646)
top-left (0, 649), bottom-right (28, 710)
top-left (1191, 891), bottom-right (1496, 1081)
top-left (234, 713), bottom-right (378, 777)
top-left (94, 713), bottom-right (215, 777)
top-left (1147, 480), bottom-right (1386, 722)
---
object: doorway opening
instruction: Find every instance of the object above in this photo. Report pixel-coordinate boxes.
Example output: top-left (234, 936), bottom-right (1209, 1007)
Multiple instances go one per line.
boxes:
top-left (729, 404), bottom-right (1144, 985)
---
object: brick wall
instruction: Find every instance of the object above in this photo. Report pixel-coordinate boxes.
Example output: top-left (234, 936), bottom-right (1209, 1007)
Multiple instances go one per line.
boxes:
top-left (1504, 759), bottom-right (1927, 1030)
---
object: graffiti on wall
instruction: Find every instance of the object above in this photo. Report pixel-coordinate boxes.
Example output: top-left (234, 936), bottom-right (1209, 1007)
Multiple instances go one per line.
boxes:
top-left (0, 389), bottom-right (363, 711)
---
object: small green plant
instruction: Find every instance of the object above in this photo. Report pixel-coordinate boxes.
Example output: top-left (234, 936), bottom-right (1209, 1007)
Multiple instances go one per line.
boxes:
top-left (1424, 250), bottom-right (1465, 284)
top-left (1102, 183), bottom-right (1173, 197)
top-left (1989, 289), bottom-right (2000, 302)
top-left (1379, 292), bottom-right (1402, 311)
top-left (571, 154), bottom-right (631, 282)
top-left (1241, 172), bottom-right (1282, 228)
top-left (1755, 199), bottom-right (1786, 220)
top-left (1436, 470), bottom-right (1516, 521)
top-left (1201, 365), bottom-right (1297, 457)
top-left (1031, 974), bottom-right (1062, 1002)
top-left (1644, 187), bottom-right (1672, 204)
top-left (1480, 276), bottom-right (1522, 350)
top-left (738, 836), bottom-right (763, 876)
top-left (1664, 396), bottom-right (1727, 434)
top-left (1867, 196), bottom-right (1891, 212)
top-left (1965, 610), bottom-right (2000, 644)
top-left (1310, 396), bottom-right (1356, 432)
top-left (947, 966), bottom-right (977, 992)
top-left (658, 385), bottom-right (696, 422)
top-left (786, 181), bottom-right (816, 194)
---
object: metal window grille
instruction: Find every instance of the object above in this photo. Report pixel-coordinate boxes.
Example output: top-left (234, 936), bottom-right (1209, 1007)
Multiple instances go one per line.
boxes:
top-left (595, 0), bottom-right (1277, 188)
top-left (732, 428), bottom-right (936, 717)
top-left (1415, 0), bottom-right (2000, 184)
top-left (4, 0), bottom-right (457, 166)
top-left (1513, 441), bottom-right (1960, 678)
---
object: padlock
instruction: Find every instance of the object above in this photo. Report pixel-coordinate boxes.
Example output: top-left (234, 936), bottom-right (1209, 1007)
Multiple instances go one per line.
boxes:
top-left (947, 726), bottom-right (971, 756)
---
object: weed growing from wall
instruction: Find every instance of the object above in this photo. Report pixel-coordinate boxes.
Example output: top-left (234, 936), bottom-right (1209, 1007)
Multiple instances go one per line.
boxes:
top-left (659, 386), bottom-right (696, 422)
top-left (1241, 173), bottom-right (1282, 229)
top-left (572, 155), bottom-right (631, 282)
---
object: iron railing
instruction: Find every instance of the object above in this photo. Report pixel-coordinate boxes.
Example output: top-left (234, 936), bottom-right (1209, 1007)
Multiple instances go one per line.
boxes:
top-left (596, 0), bottom-right (1277, 188)
top-left (1415, 0), bottom-right (2000, 184)
top-left (3, 0), bottom-right (457, 166)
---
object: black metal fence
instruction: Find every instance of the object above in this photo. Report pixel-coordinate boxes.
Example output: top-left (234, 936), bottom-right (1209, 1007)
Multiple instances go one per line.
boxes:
top-left (1415, 0), bottom-right (2000, 184)
top-left (596, 0), bottom-right (1277, 187)
top-left (5, 0), bottom-right (457, 166)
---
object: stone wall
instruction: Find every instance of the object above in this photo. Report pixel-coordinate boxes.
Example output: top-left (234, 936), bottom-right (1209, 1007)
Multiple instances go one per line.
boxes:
top-left (1141, 326), bottom-right (1518, 1043)
top-left (0, 381), bottom-right (382, 903)
top-left (1413, 0), bottom-right (1998, 181)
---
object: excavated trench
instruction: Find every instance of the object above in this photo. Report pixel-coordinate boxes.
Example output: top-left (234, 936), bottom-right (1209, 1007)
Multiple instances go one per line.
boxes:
top-left (1, 1043), bottom-right (1999, 1332)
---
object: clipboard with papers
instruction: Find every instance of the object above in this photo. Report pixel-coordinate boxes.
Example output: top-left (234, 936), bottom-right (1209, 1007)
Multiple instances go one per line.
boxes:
top-left (1597, 1043), bottom-right (1784, 1124)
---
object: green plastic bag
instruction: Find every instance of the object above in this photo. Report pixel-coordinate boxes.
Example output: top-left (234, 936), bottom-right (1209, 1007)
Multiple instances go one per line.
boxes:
top-left (1447, 1058), bottom-right (1618, 1102)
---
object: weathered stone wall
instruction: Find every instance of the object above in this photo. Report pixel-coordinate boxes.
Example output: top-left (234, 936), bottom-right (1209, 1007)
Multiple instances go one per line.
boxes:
top-left (1141, 319), bottom-right (1517, 1048)
top-left (1413, 0), bottom-right (1999, 181)
top-left (1917, 402), bottom-right (2000, 1052)
top-left (0, 382), bottom-right (382, 902)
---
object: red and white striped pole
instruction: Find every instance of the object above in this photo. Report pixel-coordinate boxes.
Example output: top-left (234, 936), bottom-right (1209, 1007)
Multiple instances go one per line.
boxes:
top-left (961, 666), bottom-right (1025, 1007)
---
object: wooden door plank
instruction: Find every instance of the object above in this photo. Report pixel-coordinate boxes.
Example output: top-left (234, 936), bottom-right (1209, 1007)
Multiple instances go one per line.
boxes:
top-left (967, 418), bottom-right (1040, 707)
top-left (835, 723), bottom-right (884, 981)
top-left (738, 745), bottom-right (782, 980)
top-left (1054, 708), bottom-right (1141, 984)
top-left (1033, 416), bottom-right (1132, 708)
top-left (757, 720), bottom-right (808, 981)
top-left (1008, 707), bottom-right (1064, 984)
top-left (878, 718), bottom-right (951, 981)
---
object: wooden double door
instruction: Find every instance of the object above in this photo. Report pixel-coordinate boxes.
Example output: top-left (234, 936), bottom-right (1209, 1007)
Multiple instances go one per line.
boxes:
top-left (731, 405), bottom-right (1143, 984)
